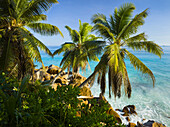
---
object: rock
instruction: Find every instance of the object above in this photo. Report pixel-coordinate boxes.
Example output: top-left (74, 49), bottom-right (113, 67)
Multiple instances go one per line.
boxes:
top-left (137, 121), bottom-right (143, 127)
top-left (34, 70), bottom-right (46, 80)
top-left (69, 74), bottom-right (87, 87)
top-left (152, 122), bottom-right (166, 127)
top-left (128, 122), bottom-right (136, 127)
top-left (55, 78), bottom-right (62, 84)
top-left (127, 105), bottom-right (136, 110)
top-left (47, 66), bottom-right (61, 75)
top-left (62, 74), bottom-right (68, 80)
top-left (50, 75), bottom-right (55, 80)
top-left (126, 117), bottom-right (130, 122)
top-left (48, 64), bottom-right (55, 68)
top-left (122, 112), bottom-right (129, 116)
top-left (115, 109), bottom-right (121, 111)
top-left (55, 76), bottom-right (68, 85)
top-left (122, 105), bottom-right (137, 115)
top-left (143, 120), bottom-right (166, 127)
top-left (52, 83), bottom-right (62, 91)
top-left (123, 106), bottom-right (129, 113)
top-left (81, 99), bottom-right (89, 105)
top-left (129, 108), bottom-right (137, 115)
top-left (106, 107), bottom-right (122, 123)
top-left (79, 86), bottom-right (92, 96)
top-left (44, 73), bottom-right (51, 81)
top-left (98, 93), bottom-right (121, 123)
top-left (34, 69), bottom-right (39, 73)
top-left (39, 66), bottom-right (49, 72)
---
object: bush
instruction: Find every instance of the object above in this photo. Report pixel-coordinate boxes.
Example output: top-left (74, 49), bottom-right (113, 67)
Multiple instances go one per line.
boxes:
top-left (0, 72), bottom-right (125, 127)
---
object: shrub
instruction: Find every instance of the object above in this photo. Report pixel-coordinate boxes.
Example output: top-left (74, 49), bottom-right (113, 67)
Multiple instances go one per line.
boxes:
top-left (0, 72), bottom-right (125, 127)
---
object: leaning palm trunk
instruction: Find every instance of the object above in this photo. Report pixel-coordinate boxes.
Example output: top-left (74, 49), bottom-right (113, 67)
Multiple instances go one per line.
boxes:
top-left (79, 71), bottom-right (96, 88)
top-left (80, 3), bottom-right (163, 99)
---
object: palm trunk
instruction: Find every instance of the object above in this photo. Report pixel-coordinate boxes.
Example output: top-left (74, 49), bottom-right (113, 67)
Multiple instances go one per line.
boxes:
top-left (78, 71), bottom-right (96, 88)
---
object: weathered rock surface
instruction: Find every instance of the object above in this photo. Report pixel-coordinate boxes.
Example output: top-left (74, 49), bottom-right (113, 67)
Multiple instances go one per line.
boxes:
top-left (143, 120), bottom-right (166, 127)
top-left (47, 67), bottom-right (61, 75)
top-left (34, 65), bottom-right (166, 127)
top-left (52, 83), bottom-right (62, 91)
top-left (122, 105), bottom-right (137, 115)
top-left (98, 94), bottom-right (121, 123)
top-left (44, 73), bottom-right (51, 81)
top-left (106, 107), bottom-right (122, 123)
top-left (126, 117), bottom-right (131, 122)
top-left (128, 122), bottom-right (137, 127)
top-left (68, 74), bottom-right (87, 87)
top-left (79, 86), bottom-right (92, 96)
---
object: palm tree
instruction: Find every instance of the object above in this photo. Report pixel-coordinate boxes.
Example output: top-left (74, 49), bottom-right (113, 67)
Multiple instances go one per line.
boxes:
top-left (52, 20), bottom-right (104, 75)
top-left (0, 0), bottom-right (63, 79)
top-left (79, 3), bottom-right (163, 98)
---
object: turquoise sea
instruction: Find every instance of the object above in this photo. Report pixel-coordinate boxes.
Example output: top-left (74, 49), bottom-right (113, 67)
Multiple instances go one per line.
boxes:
top-left (35, 46), bottom-right (170, 126)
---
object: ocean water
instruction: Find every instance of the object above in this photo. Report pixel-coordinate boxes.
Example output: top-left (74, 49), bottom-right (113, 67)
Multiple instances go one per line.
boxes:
top-left (35, 46), bottom-right (170, 126)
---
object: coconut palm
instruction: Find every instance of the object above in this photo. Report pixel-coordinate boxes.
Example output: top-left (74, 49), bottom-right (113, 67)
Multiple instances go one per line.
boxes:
top-left (0, 0), bottom-right (63, 79)
top-left (52, 20), bottom-right (105, 74)
top-left (79, 3), bottom-right (163, 98)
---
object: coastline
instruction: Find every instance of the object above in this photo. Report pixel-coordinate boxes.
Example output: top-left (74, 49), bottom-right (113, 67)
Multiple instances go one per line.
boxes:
top-left (34, 64), bottom-right (167, 126)
top-left (34, 46), bottom-right (170, 126)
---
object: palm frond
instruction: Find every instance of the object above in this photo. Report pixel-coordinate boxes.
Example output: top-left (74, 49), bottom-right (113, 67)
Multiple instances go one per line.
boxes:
top-left (93, 23), bottom-right (116, 42)
top-left (127, 41), bottom-right (163, 58)
top-left (123, 65), bottom-right (131, 98)
top-left (32, 35), bottom-right (52, 56)
top-left (24, 14), bottom-right (47, 23)
top-left (100, 69), bottom-right (106, 95)
top-left (19, 0), bottom-right (58, 18)
top-left (113, 3), bottom-right (135, 35)
top-left (27, 23), bottom-right (63, 36)
top-left (18, 28), bottom-right (42, 62)
top-left (85, 34), bottom-right (102, 42)
top-left (117, 8), bottom-right (148, 39)
top-left (92, 13), bottom-right (111, 29)
top-left (125, 49), bottom-right (155, 86)
top-left (59, 51), bottom-right (72, 67)
top-left (65, 26), bottom-right (80, 43)
top-left (52, 42), bottom-right (76, 56)
top-left (125, 32), bottom-right (147, 43)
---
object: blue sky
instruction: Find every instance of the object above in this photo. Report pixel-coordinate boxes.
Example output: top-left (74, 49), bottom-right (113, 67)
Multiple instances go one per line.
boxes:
top-left (32, 0), bottom-right (170, 46)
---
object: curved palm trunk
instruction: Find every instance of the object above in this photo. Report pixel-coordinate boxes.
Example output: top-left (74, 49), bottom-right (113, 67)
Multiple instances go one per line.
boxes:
top-left (79, 71), bottom-right (96, 88)
top-left (17, 41), bottom-right (26, 80)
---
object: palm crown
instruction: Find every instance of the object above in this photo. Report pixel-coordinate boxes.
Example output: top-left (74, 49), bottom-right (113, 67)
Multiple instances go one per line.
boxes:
top-left (79, 3), bottom-right (163, 98)
top-left (0, 0), bottom-right (63, 79)
top-left (53, 20), bottom-right (105, 74)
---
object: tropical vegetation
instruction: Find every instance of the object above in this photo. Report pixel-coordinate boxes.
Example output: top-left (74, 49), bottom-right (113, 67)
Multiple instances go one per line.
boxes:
top-left (0, 1), bottom-right (164, 126)
top-left (52, 20), bottom-right (105, 74)
top-left (79, 3), bottom-right (163, 98)
top-left (0, 0), bottom-right (63, 80)
top-left (0, 72), bottom-right (124, 127)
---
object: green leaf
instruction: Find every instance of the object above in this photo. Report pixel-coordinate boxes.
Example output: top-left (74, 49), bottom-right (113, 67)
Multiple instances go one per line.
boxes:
top-left (28, 23), bottom-right (63, 37)
top-left (125, 49), bottom-right (155, 86)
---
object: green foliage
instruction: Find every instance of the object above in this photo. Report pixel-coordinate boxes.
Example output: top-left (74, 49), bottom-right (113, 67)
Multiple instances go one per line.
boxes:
top-left (53, 20), bottom-right (105, 74)
top-left (0, 73), bottom-right (125, 127)
top-left (80, 3), bottom-right (163, 99)
top-left (0, 0), bottom-right (62, 79)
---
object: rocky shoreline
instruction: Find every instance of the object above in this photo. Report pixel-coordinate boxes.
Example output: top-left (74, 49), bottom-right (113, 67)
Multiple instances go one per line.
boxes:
top-left (34, 65), bottom-right (166, 127)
